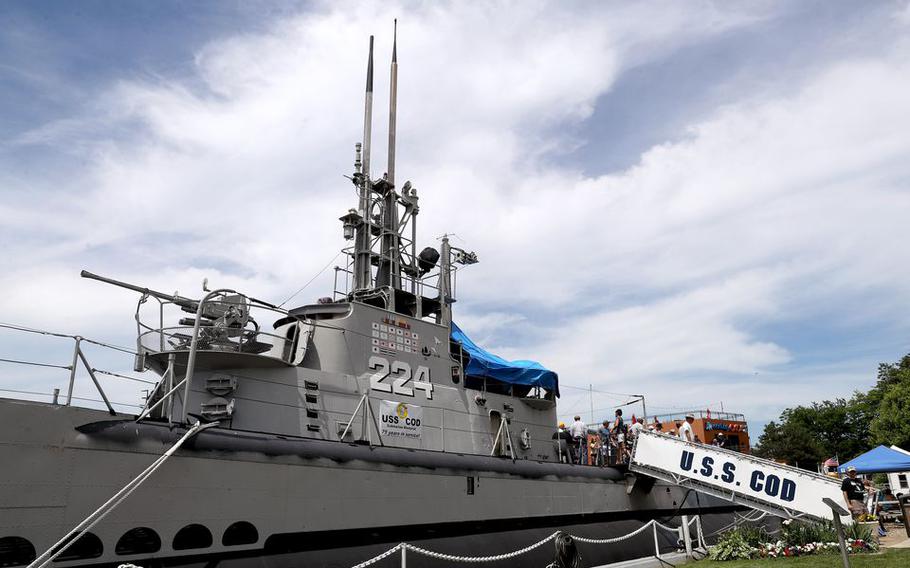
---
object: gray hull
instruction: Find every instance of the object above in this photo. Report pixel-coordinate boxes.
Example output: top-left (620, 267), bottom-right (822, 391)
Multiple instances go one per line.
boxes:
top-left (0, 398), bottom-right (742, 568)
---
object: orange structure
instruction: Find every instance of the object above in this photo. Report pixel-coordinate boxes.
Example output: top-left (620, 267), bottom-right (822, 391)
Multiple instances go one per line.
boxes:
top-left (651, 410), bottom-right (751, 453)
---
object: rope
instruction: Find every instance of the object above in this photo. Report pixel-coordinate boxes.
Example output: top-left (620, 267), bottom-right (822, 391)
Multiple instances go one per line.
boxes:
top-left (349, 544), bottom-right (403, 568)
top-left (574, 520), bottom-right (656, 544)
top-left (350, 517), bottom-right (695, 566)
top-left (654, 520), bottom-right (680, 533)
top-left (403, 532), bottom-right (558, 562)
top-left (29, 422), bottom-right (217, 568)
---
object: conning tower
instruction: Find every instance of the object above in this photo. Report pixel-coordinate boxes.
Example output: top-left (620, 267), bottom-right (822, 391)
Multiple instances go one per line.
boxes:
top-left (339, 23), bottom-right (477, 326)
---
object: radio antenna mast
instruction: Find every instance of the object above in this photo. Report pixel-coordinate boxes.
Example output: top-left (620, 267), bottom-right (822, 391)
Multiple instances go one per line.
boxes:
top-left (353, 36), bottom-right (375, 291)
top-left (387, 19), bottom-right (398, 186)
top-left (362, 36), bottom-right (374, 181)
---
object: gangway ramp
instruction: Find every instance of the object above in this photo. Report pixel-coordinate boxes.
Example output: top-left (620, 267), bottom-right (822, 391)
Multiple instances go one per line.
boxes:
top-left (630, 431), bottom-right (852, 523)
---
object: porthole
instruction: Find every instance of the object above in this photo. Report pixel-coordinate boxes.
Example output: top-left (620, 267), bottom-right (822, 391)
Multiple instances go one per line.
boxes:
top-left (116, 527), bottom-right (161, 555)
top-left (50, 532), bottom-right (103, 562)
top-left (0, 536), bottom-right (37, 567)
top-left (173, 524), bottom-right (213, 551)
top-left (222, 522), bottom-right (258, 546)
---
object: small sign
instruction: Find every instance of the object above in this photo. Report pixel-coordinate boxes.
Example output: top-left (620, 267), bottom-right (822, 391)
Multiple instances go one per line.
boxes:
top-left (379, 400), bottom-right (422, 440)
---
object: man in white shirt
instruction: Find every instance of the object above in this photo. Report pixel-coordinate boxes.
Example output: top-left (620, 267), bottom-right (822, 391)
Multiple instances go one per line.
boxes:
top-left (629, 417), bottom-right (644, 438)
top-left (679, 413), bottom-right (695, 442)
top-left (570, 416), bottom-right (587, 464)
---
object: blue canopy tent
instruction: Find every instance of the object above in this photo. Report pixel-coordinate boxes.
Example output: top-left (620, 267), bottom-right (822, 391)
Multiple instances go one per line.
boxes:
top-left (451, 322), bottom-right (559, 397)
top-left (837, 445), bottom-right (910, 474)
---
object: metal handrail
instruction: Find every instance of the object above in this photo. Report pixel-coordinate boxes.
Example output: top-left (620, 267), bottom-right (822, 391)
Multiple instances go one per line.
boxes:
top-left (0, 322), bottom-right (151, 415)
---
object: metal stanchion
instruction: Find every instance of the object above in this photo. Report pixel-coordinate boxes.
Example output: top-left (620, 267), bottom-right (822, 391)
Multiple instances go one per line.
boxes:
top-left (900, 495), bottom-right (910, 538)
top-left (681, 514), bottom-right (693, 557)
top-left (823, 497), bottom-right (852, 568)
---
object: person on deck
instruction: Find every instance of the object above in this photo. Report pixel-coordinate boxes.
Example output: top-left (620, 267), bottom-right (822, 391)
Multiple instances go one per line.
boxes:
top-left (629, 417), bottom-right (643, 439)
top-left (552, 422), bottom-right (572, 464)
top-left (598, 420), bottom-right (611, 466)
top-left (612, 409), bottom-right (627, 464)
top-left (678, 413), bottom-right (695, 443)
top-left (841, 466), bottom-right (866, 517)
top-left (570, 416), bottom-right (587, 465)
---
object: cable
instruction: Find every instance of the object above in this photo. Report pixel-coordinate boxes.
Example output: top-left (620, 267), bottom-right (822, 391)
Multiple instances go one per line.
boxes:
top-left (0, 358), bottom-right (70, 370)
top-left (278, 251), bottom-right (344, 308)
top-left (91, 369), bottom-right (156, 385)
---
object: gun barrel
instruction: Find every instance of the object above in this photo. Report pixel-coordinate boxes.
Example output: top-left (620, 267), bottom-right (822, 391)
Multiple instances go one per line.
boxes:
top-left (80, 270), bottom-right (198, 308)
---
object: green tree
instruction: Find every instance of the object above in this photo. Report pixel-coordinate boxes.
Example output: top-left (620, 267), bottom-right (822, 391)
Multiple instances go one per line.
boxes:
top-left (783, 399), bottom-right (868, 460)
top-left (870, 380), bottom-right (910, 448)
top-left (754, 420), bottom-right (824, 470)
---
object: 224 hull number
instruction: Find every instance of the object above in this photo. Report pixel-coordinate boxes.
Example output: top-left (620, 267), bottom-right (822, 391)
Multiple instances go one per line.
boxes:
top-left (368, 356), bottom-right (434, 399)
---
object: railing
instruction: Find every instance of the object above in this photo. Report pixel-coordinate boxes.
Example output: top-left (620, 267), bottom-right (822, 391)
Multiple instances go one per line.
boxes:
top-left (134, 293), bottom-right (303, 367)
top-left (653, 410), bottom-right (747, 423)
top-left (0, 322), bottom-right (153, 414)
top-left (332, 258), bottom-right (448, 309)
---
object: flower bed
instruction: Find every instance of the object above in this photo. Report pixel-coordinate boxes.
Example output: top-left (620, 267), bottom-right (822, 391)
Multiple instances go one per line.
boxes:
top-left (708, 519), bottom-right (878, 561)
top-left (754, 538), bottom-right (875, 558)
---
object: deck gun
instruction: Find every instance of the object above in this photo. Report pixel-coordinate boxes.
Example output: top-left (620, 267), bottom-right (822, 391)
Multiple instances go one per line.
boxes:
top-left (81, 270), bottom-right (202, 314)
top-left (80, 270), bottom-right (256, 339)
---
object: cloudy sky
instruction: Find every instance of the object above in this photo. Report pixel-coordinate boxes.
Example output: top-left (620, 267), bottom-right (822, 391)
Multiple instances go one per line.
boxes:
top-left (2, 0), bottom-right (909, 437)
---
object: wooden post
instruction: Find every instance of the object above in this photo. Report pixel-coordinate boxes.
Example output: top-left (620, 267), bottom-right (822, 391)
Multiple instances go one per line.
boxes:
top-left (823, 497), bottom-right (851, 568)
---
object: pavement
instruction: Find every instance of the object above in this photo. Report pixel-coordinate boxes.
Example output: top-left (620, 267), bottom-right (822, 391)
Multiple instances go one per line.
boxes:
top-left (878, 522), bottom-right (910, 548)
top-left (593, 551), bottom-right (693, 568)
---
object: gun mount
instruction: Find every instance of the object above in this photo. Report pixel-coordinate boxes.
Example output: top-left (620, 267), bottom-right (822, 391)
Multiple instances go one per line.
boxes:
top-left (80, 270), bottom-right (309, 373)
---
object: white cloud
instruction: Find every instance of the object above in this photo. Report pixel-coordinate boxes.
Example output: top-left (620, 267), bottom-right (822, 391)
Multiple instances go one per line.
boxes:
top-left (2, 1), bottom-right (908, 427)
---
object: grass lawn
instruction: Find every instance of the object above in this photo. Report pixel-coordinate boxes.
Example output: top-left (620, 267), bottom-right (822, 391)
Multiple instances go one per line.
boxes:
top-left (701, 548), bottom-right (910, 567)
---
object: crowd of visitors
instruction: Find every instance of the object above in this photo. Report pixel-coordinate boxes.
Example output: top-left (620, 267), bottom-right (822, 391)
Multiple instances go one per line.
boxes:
top-left (553, 410), bottom-right (737, 466)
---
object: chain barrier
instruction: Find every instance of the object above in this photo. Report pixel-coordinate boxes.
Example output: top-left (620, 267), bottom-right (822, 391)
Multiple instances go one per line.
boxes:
top-left (403, 532), bottom-right (558, 562)
top-left (349, 518), bottom-right (694, 567)
top-left (349, 544), bottom-right (404, 568)
top-left (654, 520), bottom-right (680, 533)
top-left (573, 519), bottom-right (656, 544)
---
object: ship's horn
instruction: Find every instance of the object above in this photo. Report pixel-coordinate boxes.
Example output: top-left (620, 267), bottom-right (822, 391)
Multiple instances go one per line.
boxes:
top-left (387, 20), bottom-right (398, 186)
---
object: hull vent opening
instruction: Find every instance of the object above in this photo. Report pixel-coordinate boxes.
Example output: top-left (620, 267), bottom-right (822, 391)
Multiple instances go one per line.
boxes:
top-left (222, 522), bottom-right (258, 546)
top-left (115, 527), bottom-right (161, 556)
top-left (0, 536), bottom-right (37, 567)
top-left (173, 524), bottom-right (213, 551)
top-left (50, 533), bottom-right (103, 562)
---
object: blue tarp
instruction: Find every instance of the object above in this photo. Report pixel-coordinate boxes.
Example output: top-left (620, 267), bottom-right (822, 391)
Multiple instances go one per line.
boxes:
top-left (838, 445), bottom-right (910, 474)
top-left (451, 322), bottom-right (559, 397)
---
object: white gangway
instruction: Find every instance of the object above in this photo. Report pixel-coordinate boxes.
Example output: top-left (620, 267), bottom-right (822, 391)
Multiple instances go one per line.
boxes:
top-left (630, 431), bottom-right (855, 567)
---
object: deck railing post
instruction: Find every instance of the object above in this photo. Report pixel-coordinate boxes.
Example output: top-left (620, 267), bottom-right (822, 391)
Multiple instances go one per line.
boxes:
top-left (696, 515), bottom-right (705, 550)
top-left (65, 337), bottom-right (81, 405)
top-left (681, 515), bottom-right (693, 557)
top-left (652, 521), bottom-right (660, 559)
top-left (400, 544), bottom-right (406, 567)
